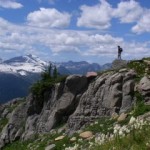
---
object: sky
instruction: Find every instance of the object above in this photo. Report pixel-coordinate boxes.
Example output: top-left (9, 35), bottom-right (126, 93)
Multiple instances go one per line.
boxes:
top-left (0, 0), bottom-right (150, 64)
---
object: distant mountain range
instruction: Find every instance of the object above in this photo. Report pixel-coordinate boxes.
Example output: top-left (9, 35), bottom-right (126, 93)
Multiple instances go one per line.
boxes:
top-left (0, 54), bottom-right (111, 103)
top-left (56, 61), bottom-right (111, 75)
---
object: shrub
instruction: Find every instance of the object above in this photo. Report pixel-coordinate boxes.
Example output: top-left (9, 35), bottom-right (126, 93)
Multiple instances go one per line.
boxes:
top-left (0, 118), bottom-right (8, 132)
top-left (133, 92), bottom-right (150, 117)
top-left (30, 63), bottom-right (68, 100)
top-left (127, 59), bottom-right (149, 76)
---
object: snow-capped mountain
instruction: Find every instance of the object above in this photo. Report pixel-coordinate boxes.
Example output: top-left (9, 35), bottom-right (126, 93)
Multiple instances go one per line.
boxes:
top-left (0, 54), bottom-right (111, 76)
top-left (0, 54), bottom-right (48, 103)
top-left (0, 55), bottom-right (112, 103)
top-left (0, 54), bottom-right (47, 76)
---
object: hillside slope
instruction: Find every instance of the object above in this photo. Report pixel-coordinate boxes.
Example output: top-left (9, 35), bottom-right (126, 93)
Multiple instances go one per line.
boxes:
top-left (0, 58), bottom-right (150, 149)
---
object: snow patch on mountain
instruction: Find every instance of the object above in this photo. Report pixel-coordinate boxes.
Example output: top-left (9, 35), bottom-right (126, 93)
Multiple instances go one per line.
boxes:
top-left (0, 54), bottom-right (48, 75)
top-left (0, 54), bottom-right (112, 76)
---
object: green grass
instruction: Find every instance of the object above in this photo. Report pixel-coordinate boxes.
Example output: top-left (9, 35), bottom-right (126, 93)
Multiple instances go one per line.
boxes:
top-left (127, 59), bottom-right (150, 77)
top-left (133, 101), bottom-right (150, 117)
top-left (3, 141), bottom-right (32, 150)
top-left (84, 117), bottom-right (115, 134)
top-left (91, 124), bottom-right (150, 150)
top-left (0, 118), bottom-right (8, 132)
top-left (133, 92), bottom-right (150, 117)
top-left (3, 133), bottom-right (73, 150)
top-left (3, 115), bottom-right (150, 150)
top-left (143, 57), bottom-right (150, 61)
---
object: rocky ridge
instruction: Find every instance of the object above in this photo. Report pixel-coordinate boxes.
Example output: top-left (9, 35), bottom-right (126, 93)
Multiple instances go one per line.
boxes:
top-left (0, 59), bottom-right (150, 149)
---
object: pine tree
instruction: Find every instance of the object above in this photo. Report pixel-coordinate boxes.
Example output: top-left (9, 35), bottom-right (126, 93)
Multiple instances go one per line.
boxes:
top-left (41, 63), bottom-right (52, 81)
top-left (48, 63), bottom-right (52, 78)
top-left (53, 66), bottom-right (58, 79)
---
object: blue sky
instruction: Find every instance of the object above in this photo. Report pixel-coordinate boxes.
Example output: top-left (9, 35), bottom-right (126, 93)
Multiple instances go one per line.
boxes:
top-left (0, 0), bottom-right (150, 64)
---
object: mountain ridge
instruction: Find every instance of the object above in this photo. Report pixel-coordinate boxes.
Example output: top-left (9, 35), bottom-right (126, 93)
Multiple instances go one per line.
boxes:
top-left (0, 54), bottom-right (112, 76)
top-left (0, 54), bottom-right (111, 103)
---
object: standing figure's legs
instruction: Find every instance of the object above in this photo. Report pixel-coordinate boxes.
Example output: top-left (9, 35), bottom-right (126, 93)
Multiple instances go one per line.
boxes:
top-left (118, 52), bottom-right (122, 59)
top-left (118, 53), bottom-right (120, 59)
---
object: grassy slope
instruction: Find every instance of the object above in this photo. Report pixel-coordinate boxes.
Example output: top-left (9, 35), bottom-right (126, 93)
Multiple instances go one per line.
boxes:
top-left (2, 58), bottom-right (150, 150)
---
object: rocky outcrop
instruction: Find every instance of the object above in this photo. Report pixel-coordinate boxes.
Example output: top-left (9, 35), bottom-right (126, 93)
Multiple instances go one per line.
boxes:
top-left (67, 70), bottom-right (136, 130)
top-left (0, 98), bottom-right (26, 149)
top-left (138, 76), bottom-right (150, 102)
top-left (1, 70), bottom-right (150, 149)
top-left (112, 59), bottom-right (127, 70)
top-left (20, 75), bottom-right (87, 141)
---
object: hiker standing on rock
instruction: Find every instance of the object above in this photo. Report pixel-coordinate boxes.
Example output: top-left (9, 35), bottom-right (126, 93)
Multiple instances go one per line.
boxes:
top-left (118, 46), bottom-right (123, 60)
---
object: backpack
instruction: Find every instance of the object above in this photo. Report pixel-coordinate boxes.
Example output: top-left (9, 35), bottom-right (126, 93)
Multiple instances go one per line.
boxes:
top-left (119, 47), bottom-right (123, 52)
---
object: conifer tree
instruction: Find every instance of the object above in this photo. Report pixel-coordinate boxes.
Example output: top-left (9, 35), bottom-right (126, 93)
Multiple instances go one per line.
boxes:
top-left (53, 66), bottom-right (58, 79)
top-left (48, 63), bottom-right (52, 78)
top-left (41, 63), bottom-right (52, 81)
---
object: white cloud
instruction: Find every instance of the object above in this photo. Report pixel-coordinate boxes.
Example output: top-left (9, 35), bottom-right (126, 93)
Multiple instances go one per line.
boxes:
top-left (0, 17), bottom-right (150, 62)
top-left (77, 0), bottom-right (113, 29)
top-left (0, 0), bottom-right (23, 9)
top-left (85, 40), bottom-right (150, 60)
top-left (77, 0), bottom-right (144, 29)
top-left (132, 10), bottom-right (150, 34)
top-left (113, 0), bottom-right (143, 23)
top-left (77, 0), bottom-right (150, 34)
top-left (113, 0), bottom-right (150, 34)
top-left (27, 8), bottom-right (71, 28)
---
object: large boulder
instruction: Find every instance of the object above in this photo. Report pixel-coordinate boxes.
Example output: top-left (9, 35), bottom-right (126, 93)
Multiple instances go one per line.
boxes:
top-left (79, 131), bottom-right (93, 139)
top-left (112, 59), bottom-right (127, 70)
top-left (65, 75), bottom-right (87, 94)
top-left (138, 76), bottom-right (150, 102)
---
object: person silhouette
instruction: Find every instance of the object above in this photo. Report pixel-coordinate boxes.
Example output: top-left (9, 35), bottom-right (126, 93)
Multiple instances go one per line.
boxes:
top-left (118, 46), bottom-right (123, 60)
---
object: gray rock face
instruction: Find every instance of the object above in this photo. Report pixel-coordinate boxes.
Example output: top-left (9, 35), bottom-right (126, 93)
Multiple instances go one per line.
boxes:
top-left (138, 76), bottom-right (150, 102)
top-left (2, 71), bottom-right (150, 148)
top-left (112, 59), bottom-right (127, 70)
top-left (0, 101), bottom-right (28, 148)
top-left (22, 75), bottom-right (88, 140)
top-left (65, 75), bottom-right (87, 94)
top-left (68, 70), bottom-right (136, 130)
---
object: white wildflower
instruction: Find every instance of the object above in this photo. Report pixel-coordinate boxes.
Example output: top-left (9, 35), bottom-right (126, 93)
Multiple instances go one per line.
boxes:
top-left (114, 129), bottom-right (118, 134)
top-left (129, 116), bottom-right (136, 124)
top-left (95, 121), bottom-right (98, 124)
top-left (119, 130), bottom-right (123, 136)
